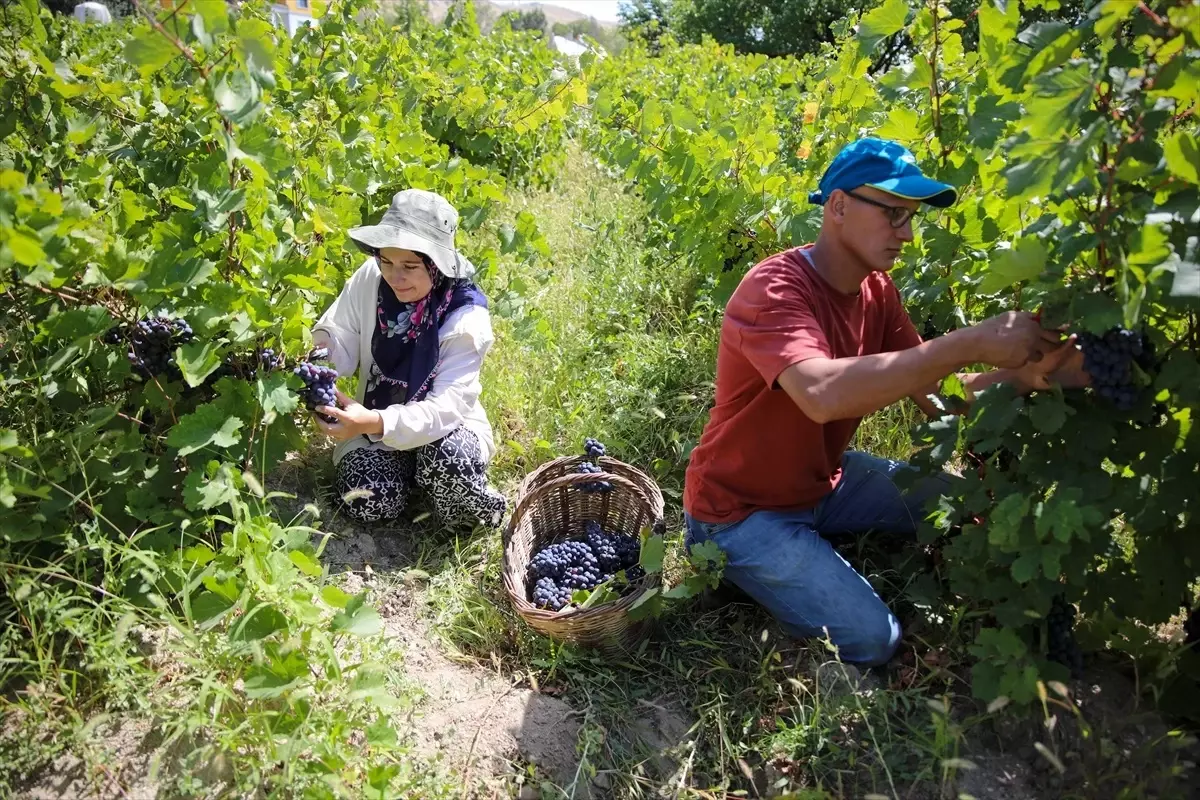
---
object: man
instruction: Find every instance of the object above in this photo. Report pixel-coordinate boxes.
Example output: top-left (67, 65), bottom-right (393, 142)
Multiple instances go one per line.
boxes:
top-left (683, 138), bottom-right (1087, 666)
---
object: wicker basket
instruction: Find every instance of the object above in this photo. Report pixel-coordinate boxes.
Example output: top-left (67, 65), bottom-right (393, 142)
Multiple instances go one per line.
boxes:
top-left (502, 457), bottom-right (665, 651)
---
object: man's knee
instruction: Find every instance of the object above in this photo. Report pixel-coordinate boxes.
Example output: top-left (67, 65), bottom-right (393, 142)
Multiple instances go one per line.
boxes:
top-left (844, 614), bottom-right (902, 667)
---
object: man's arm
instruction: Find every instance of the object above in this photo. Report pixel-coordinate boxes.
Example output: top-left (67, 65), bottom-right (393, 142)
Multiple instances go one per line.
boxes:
top-left (907, 368), bottom-right (1033, 418)
top-left (778, 328), bottom-right (982, 423)
top-left (777, 311), bottom-right (1061, 424)
top-left (908, 337), bottom-right (1090, 417)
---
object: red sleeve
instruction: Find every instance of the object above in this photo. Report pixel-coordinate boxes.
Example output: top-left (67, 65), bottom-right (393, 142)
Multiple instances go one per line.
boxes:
top-left (881, 277), bottom-right (922, 353)
top-left (729, 262), bottom-right (831, 387)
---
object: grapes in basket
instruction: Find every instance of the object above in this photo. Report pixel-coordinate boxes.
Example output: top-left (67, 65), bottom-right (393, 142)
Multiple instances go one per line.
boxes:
top-left (528, 520), bottom-right (644, 611)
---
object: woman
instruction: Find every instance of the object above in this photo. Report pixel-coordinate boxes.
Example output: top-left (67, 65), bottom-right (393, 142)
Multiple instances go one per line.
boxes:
top-left (308, 189), bottom-right (507, 528)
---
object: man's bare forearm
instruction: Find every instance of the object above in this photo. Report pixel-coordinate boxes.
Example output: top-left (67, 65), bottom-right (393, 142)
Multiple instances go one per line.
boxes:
top-left (779, 328), bottom-right (983, 423)
top-left (909, 368), bottom-right (1034, 417)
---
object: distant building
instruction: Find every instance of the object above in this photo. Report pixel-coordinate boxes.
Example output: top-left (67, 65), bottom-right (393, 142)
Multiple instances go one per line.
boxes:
top-left (549, 34), bottom-right (604, 61)
top-left (271, 0), bottom-right (315, 35)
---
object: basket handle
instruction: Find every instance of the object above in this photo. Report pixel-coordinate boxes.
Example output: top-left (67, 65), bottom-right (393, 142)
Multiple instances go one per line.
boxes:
top-left (509, 470), bottom-right (658, 533)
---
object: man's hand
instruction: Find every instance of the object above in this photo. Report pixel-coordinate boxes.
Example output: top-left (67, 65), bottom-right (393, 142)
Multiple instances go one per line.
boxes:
top-left (1016, 334), bottom-right (1091, 391)
top-left (966, 311), bottom-right (1063, 369)
top-left (314, 389), bottom-right (384, 441)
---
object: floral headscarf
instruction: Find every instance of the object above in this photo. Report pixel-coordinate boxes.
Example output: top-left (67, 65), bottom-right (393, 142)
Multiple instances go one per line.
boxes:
top-left (364, 253), bottom-right (487, 410)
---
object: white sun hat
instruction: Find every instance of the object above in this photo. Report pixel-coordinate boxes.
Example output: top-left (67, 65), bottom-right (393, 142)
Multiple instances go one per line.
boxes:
top-left (347, 189), bottom-right (476, 279)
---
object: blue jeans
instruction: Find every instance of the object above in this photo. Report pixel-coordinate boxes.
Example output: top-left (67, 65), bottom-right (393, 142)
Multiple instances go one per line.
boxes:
top-left (685, 452), bottom-right (950, 666)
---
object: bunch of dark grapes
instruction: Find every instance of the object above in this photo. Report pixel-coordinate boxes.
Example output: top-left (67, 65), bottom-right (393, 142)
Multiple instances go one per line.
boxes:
top-left (532, 576), bottom-right (572, 611)
top-left (527, 540), bottom-right (603, 610)
top-left (577, 462), bottom-right (612, 493)
top-left (294, 362), bottom-right (339, 423)
top-left (529, 540), bottom-right (593, 581)
top-left (526, 525), bottom-right (645, 612)
top-left (1080, 328), bottom-right (1154, 411)
top-left (208, 347), bottom-right (288, 384)
top-left (583, 519), bottom-right (640, 575)
top-left (258, 348), bottom-right (285, 373)
top-left (1046, 594), bottom-right (1084, 677)
top-left (576, 437), bottom-right (613, 493)
top-left (104, 317), bottom-right (193, 378)
top-left (585, 519), bottom-right (619, 570)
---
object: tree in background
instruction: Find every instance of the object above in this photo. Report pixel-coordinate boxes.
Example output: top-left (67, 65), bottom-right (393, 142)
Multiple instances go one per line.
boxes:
top-left (552, 16), bottom-right (624, 53)
top-left (499, 7), bottom-right (548, 37)
top-left (618, 0), bottom-right (670, 51)
top-left (665, 0), bottom-right (876, 59)
top-left (621, 0), bottom-right (1092, 64)
top-left (552, 17), bottom-right (601, 40)
top-left (443, 0), bottom-right (490, 32)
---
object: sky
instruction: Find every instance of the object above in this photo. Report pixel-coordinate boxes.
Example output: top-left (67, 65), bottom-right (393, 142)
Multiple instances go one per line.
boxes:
top-left (490, 1), bottom-right (624, 23)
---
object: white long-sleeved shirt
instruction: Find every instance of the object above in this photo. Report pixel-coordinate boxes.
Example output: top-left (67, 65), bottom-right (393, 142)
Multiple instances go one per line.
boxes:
top-left (312, 258), bottom-right (497, 466)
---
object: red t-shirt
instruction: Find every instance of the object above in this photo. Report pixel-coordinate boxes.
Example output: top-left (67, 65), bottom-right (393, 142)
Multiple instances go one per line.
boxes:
top-left (683, 246), bottom-right (922, 524)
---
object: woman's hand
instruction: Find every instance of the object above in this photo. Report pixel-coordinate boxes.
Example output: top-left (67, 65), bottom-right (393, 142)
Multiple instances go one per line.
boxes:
top-left (314, 389), bottom-right (385, 441)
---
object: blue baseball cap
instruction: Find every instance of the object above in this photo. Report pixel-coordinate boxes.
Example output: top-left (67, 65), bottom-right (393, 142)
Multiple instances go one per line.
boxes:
top-left (808, 138), bottom-right (957, 208)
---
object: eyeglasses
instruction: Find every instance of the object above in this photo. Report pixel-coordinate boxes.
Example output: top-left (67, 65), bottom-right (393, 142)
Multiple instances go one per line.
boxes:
top-left (843, 190), bottom-right (920, 229)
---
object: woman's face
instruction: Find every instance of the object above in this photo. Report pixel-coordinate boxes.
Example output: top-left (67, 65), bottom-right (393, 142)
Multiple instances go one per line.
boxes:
top-left (377, 247), bottom-right (434, 302)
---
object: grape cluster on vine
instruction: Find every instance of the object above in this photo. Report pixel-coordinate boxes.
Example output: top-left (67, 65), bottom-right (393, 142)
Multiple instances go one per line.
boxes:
top-left (103, 316), bottom-right (193, 378)
top-left (1046, 594), bottom-right (1084, 677)
top-left (1080, 328), bottom-right (1154, 411)
top-left (208, 346), bottom-right (288, 384)
top-left (294, 362), bottom-right (339, 423)
top-left (259, 348), bottom-right (285, 372)
top-left (527, 521), bottom-right (644, 611)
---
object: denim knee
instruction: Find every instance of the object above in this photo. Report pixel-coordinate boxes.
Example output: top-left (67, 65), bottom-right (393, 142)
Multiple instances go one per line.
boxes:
top-left (845, 615), bottom-right (902, 667)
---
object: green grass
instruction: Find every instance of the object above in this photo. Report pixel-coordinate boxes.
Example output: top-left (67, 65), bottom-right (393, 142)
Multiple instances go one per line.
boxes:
top-left (477, 146), bottom-right (723, 502)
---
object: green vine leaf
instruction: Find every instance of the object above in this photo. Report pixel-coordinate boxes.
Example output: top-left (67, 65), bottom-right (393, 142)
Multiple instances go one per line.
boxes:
top-left (177, 341), bottom-right (223, 388)
top-left (979, 238), bottom-right (1048, 294)
top-left (857, 0), bottom-right (909, 54)
top-left (167, 404), bottom-right (244, 457)
top-left (639, 532), bottom-right (665, 574)
top-left (124, 27), bottom-right (179, 78)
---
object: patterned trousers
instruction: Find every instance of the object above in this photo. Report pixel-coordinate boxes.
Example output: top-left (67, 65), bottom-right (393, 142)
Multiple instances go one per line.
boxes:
top-left (334, 427), bottom-right (507, 528)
